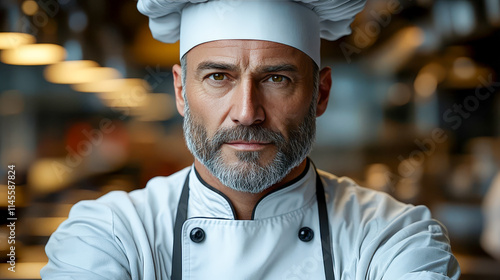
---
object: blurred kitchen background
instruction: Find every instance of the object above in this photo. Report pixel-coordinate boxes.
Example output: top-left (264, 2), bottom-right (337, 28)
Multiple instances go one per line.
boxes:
top-left (0, 0), bottom-right (499, 279)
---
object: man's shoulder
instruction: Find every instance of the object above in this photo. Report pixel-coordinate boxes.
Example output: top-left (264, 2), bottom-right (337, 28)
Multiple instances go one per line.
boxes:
top-left (97, 166), bottom-right (191, 211)
top-left (134, 166), bottom-right (191, 198)
top-left (318, 169), bottom-right (431, 224)
top-left (318, 169), bottom-right (447, 260)
top-left (65, 167), bottom-right (191, 222)
top-left (55, 166), bottom-right (191, 243)
top-left (318, 169), bottom-right (393, 202)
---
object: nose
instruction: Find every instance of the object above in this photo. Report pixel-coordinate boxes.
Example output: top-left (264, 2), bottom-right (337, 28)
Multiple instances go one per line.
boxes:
top-left (229, 80), bottom-right (265, 126)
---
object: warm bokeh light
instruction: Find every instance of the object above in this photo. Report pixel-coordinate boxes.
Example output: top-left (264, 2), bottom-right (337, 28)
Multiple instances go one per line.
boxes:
top-left (93, 79), bottom-right (151, 109)
top-left (395, 178), bottom-right (420, 201)
top-left (413, 61), bottom-right (446, 99)
top-left (134, 93), bottom-right (176, 121)
top-left (0, 32), bottom-right (36, 49)
top-left (28, 158), bottom-right (79, 193)
top-left (131, 25), bottom-right (180, 66)
top-left (453, 57), bottom-right (476, 79)
top-left (21, 0), bottom-right (39, 16)
top-left (59, 66), bottom-right (122, 86)
top-left (27, 217), bottom-right (68, 236)
top-left (369, 26), bottom-right (425, 74)
top-left (414, 72), bottom-right (438, 98)
top-left (403, 27), bottom-right (425, 47)
top-left (365, 163), bottom-right (392, 192)
top-left (74, 67), bottom-right (122, 85)
top-left (0, 44), bottom-right (66, 65)
top-left (44, 60), bottom-right (100, 84)
top-left (420, 62), bottom-right (447, 83)
top-left (74, 78), bottom-right (147, 94)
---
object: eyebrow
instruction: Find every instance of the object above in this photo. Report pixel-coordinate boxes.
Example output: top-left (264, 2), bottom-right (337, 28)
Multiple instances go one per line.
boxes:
top-left (196, 61), bottom-right (299, 75)
top-left (197, 61), bottom-right (238, 73)
top-left (256, 64), bottom-right (299, 74)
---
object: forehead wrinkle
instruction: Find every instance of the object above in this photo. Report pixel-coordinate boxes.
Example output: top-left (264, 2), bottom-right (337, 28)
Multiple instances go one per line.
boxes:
top-left (189, 40), bottom-right (312, 77)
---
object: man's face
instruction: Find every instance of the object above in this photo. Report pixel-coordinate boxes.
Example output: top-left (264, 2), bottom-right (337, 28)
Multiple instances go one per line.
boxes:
top-left (179, 40), bottom-right (319, 193)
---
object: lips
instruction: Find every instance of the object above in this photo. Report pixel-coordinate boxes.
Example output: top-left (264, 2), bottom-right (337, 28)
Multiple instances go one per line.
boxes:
top-left (225, 140), bottom-right (271, 151)
top-left (227, 140), bottom-right (271, 145)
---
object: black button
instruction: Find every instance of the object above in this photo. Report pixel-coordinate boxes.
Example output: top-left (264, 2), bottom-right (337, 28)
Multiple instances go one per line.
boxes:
top-left (190, 227), bottom-right (205, 243)
top-left (298, 227), bottom-right (314, 242)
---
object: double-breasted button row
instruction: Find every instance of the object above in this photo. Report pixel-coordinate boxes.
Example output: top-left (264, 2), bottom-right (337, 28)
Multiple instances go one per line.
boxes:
top-left (189, 227), bottom-right (315, 243)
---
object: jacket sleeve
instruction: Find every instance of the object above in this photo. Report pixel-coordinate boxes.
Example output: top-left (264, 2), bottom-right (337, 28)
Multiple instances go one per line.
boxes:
top-left (40, 200), bottom-right (132, 280)
top-left (365, 205), bottom-right (461, 280)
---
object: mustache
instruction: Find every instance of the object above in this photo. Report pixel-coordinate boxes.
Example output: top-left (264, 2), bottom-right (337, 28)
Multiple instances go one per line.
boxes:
top-left (210, 125), bottom-right (286, 148)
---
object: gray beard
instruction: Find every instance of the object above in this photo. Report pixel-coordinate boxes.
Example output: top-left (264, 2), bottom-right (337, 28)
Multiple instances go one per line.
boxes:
top-left (182, 95), bottom-right (317, 194)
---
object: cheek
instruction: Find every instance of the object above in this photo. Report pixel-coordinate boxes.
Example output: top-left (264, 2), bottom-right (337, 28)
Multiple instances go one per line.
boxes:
top-left (186, 88), bottom-right (228, 135)
top-left (265, 113), bottom-right (300, 140)
top-left (266, 95), bottom-right (312, 129)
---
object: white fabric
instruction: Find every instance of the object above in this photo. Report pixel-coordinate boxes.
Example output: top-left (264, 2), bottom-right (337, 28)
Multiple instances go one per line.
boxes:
top-left (137, 0), bottom-right (367, 65)
top-left (41, 164), bottom-right (460, 279)
top-left (179, 1), bottom-right (321, 66)
top-left (481, 172), bottom-right (500, 261)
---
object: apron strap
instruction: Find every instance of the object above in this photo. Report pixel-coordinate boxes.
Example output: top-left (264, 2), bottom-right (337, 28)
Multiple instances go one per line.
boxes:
top-left (316, 171), bottom-right (335, 280)
top-left (171, 171), bottom-right (190, 280)
top-left (171, 167), bottom-right (335, 280)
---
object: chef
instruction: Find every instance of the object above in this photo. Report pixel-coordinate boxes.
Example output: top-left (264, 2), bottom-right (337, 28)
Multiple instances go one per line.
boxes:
top-left (42, 0), bottom-right (461, 279)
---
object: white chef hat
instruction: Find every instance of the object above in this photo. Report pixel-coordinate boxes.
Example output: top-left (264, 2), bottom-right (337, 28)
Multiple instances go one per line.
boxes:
top-left (137, 0), bottom-right (366, 66)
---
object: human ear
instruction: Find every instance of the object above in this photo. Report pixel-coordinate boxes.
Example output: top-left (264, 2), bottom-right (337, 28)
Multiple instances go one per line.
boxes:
top-left (172, 64), bottom-right (185, 117)
top-left (316, 67), bottom-right (331, 117)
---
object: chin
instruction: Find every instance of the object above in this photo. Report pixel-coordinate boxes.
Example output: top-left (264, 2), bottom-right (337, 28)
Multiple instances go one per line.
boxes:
top-left (225, 147), bottom-right (276, 165)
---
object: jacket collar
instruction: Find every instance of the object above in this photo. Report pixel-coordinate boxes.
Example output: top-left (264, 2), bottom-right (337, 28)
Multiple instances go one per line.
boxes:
top-left (188, 159), bottom-right (316, 220)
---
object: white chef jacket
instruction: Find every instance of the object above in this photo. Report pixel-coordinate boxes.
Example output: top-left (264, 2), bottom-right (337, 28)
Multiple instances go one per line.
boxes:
top-left (41, 161), bottom-right (460, 279)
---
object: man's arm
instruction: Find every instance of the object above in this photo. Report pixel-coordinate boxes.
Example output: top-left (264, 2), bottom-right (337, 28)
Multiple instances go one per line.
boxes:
top-left (365, 206), bottom-right (460, 279)
top-left (326, 174), bottom-right (460, 279)
top-left (41, 200), bottom-right (132, 280)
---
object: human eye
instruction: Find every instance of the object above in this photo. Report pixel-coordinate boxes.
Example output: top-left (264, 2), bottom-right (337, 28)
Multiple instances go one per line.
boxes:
top-left (208, 73), bottom-right (227, 81)
top-left (203, 73), bottom-right (232, 90)
top-left (268, 75), bottom-right (289, 83)
top-left (264, 75), bottom-right (291, 87)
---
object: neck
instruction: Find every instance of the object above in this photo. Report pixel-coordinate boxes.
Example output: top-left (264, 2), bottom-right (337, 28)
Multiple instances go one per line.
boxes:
top-left (194, 159), bottom-right (308, 220)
